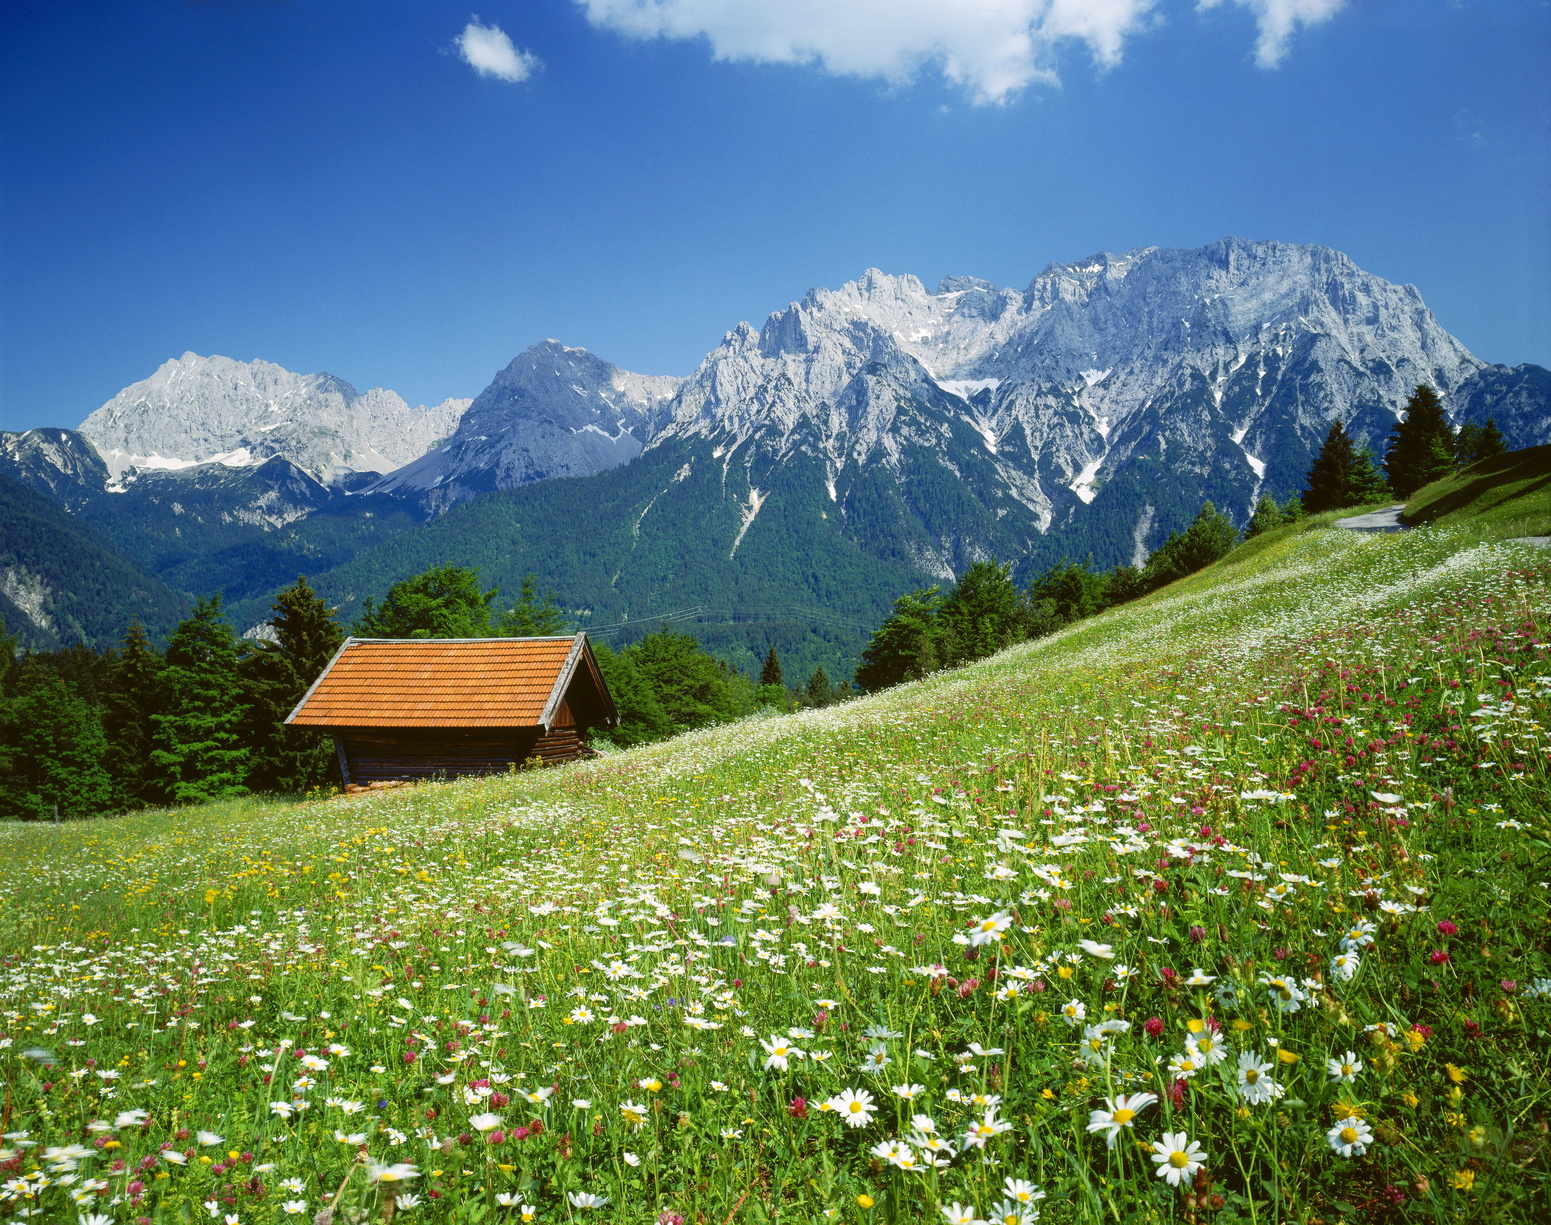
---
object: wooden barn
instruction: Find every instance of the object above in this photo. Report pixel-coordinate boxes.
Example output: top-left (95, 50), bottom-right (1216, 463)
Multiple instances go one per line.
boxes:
top-left (285, 634), bottom-right (618, 786)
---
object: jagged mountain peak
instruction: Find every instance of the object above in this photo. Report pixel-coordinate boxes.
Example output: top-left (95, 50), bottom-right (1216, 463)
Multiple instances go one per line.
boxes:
top-left (366, 339), bottom-right (682, 511)
top-left (77, 351), bottom-right (469, 485)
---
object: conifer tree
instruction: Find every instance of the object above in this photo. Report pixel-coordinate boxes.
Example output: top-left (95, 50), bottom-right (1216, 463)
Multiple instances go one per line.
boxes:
top-left (937, 560), bottom-right (1023, 665)
top-left (102, 621), bottom-right (165, 809)
top-left (1384, 385), bottom-right (1457, 498)
top-left (1455, 418), bottom-right (1508, 468)
top-left (241, 576), bottom-right (345, 793)
top-left (1245, 494), bottom-right (1287, 539)
top-left (0, 659), bottom-right (112, 820)
top-left (759, 645), bottom-right (783, 688)
top-left (151, 595), bottom-right (250, 804)
top-left (1303, 420), bottom-right (1358, 514)
top-left (1141, 502), bottom-right (1239, 587)
top-left (1349, 444), bottom-right (1393, 505)
top-left (1027, 560), bottom-right (1107, 624)
top-left (805, 665), bottom-right (832, 709)
top-left (497, 574), bottom-right (568, 636)
top-left (591, 642), bottom-right (674, 747)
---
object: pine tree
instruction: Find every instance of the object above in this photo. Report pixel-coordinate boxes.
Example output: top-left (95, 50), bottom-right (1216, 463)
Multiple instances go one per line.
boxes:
top-left (497, 574), bottom-right (568, 636)
top-left (805, 666), bottom-right (832, 709)
top-left (855, 588), bottom-right (942, 692)
top-left (1303, 421), bottom-right (1358, 514)
top-left (1141, 502), bottom-right (1239, 588)
top-left (355, 564), bottom-right (498, 638)
top-left (1027, 560), bottom-right (1107, 623)
top-left (1349, 445), bottom-right (1393, 505)
top-left (102, 621), bottom-right (165, 809)
top-left (625, 627), bottom-right (753, 731)
top-left (1245, 494), bottom-right (1286, 539)
top-left (1455, 418), bottom-right (1508, 468)
top-left (937, 560), bottom-right (1024, 665)
top-left (0, 659), bottom-right (112, 820)
top-left (759, 645), bottom-right (783, 688)
top-left (151, 595), bottom-right (250, 804)
top-left (241, 576), bottom-right (346, 794)
top-left (1384, 385), bottom-right (1457, 498)
top-left (591, 642), bottom-right (674, 747)
top-left (1477, 419), bottom-right (1507, 462)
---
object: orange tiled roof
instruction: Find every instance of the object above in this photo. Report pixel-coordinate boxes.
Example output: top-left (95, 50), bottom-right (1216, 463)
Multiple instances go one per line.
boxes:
top-left (286, 637), bottom-right (584, 728)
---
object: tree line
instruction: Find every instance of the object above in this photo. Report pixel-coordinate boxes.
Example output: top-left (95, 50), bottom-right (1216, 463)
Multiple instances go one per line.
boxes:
top-left (0, 564), bottom-right (844, 820)
top-left (0, 577), bottom-right (344, 820)
top-left (1287, 385), bottom-right (1504, 520)
top-left (854, 499), bottom-right (1241, 690)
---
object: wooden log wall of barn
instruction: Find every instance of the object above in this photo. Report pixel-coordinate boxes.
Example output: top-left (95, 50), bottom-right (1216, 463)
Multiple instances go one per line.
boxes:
top-left (335, 722), bottom-right (595, 785)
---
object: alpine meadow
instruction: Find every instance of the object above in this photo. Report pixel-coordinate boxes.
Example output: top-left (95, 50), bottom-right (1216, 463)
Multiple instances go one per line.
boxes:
top-left (4, 3), bottom-right (1551, 1225)
top-left (3, 496), bottom-right (1549, 1224)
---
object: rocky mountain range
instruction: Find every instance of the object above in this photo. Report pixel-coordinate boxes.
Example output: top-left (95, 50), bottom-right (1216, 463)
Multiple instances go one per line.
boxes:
top-left (79, 352), bottom-right (469, 486)
top-left (3, 237), bottom-right (1547, 663)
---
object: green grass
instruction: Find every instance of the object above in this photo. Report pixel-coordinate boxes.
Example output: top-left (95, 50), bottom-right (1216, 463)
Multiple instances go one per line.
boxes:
top-left (3, 522), bottom-right (1550, 1225)
top-left (1402, 446), bottom-right (1551, 537)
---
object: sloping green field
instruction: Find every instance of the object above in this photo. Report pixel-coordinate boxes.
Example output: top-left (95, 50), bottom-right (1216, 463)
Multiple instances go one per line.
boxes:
top-left (3, 518), bottom-right (1550, 1224)
top-left (1402, 446), bottom-right (1551, 535)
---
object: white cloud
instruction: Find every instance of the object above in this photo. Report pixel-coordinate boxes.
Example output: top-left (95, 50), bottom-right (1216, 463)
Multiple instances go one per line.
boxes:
top-left (1198, 0), bottom-right (1347, 68)
top-left (457, 17), bottom-right (540, 83)
top-left (577, 0), bottom-right (1347, 103)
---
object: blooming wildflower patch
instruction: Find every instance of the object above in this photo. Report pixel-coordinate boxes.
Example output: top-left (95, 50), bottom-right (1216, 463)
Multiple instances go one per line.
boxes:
top-left (1, 524), bottom-right (1549, 1220)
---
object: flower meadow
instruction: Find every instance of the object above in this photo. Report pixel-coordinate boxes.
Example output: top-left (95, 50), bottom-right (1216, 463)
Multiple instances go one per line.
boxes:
top-left (2, 522), bottom-right (1550, 1225)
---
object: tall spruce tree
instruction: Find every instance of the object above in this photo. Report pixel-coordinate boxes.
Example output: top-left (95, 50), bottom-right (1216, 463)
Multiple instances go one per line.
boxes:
top-left (591, 642), bottom-right (675, 747)
top-left (1141, 502), bottom-right (1239, 588)
top-left (1455, 418), bottom-right (1508, 468)
top-left (1027, 560), bottom-right (1107, 623)
top-left (759, 645), bottom-right (783, 688)
top-left (241, 576), bottom-right (345, 794)
top-left (1245, 494), bottom-right (1288, 539)
top-left (151, 595), bottom-right (250, 804)
top-left (805, 665), bottom-right (833, 709)
top-left (0, 659), bottom-right (112, 820)
top-left (1384, 385), bottom-right (1457, 498)
top-left (1349, 444), bottom-right (1392, 504)
top-left (102, 621), bottom-right (165, 809)
top-left (1303, 421), bottom-right (1359, 514)
top-left (497, 574), bottom-right (568, 636)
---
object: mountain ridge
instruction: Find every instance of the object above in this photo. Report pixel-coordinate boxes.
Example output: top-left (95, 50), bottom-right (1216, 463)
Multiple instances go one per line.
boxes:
top-left (6, 237), bottom-right (1549, 681)
top-left (78, 351), bottom-right (470, 486)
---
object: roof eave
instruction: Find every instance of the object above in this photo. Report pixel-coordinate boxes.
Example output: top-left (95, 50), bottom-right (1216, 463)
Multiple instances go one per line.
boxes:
top-left (536, 633), bottom-right (590, 731)
top-left (284, 636), bottom-right (356, 726)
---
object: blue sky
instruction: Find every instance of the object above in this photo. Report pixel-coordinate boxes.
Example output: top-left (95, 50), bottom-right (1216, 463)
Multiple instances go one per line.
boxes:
top-left (1, 1), bottom-right (1547, 431)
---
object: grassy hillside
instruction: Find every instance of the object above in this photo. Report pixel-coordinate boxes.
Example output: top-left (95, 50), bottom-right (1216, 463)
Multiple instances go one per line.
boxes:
top-left (2, 518), bottom-right (1549, 1223)
top-left (1401, 445), bottom-right (1551, 534)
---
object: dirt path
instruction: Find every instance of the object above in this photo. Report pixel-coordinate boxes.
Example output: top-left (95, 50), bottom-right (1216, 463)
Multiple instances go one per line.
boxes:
top-left (1334, 505), bottom-right (1407, 532)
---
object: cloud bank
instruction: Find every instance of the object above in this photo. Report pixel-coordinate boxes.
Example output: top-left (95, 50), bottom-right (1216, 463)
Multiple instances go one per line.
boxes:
top-left (457, 17), bottom-right (540, 83)
top-left (577, 0), bottom-right (1347, 103)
